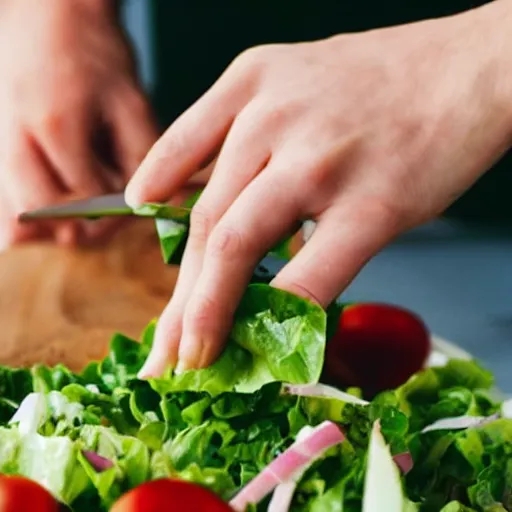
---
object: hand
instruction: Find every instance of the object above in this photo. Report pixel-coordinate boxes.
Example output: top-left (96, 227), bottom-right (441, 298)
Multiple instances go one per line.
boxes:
top-left (0, 0), bottom-right (158, 247)
top-left (127, 0), bottom-right (512, 376)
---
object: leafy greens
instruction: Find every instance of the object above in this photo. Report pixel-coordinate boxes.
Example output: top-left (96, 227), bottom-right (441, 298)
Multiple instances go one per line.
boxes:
top-left (1, 195), bottom-right (511, 510)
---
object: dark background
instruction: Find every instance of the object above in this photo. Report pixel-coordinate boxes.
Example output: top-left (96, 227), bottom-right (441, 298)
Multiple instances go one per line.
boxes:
top-left (148, 0), bottom-right (512, 223)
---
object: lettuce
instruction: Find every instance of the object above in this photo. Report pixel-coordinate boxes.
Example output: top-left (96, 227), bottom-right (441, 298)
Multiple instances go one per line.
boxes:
top-left (0, 275), bottom-right (511, 511)
top-left (148, 284), bottom-right (327, 396)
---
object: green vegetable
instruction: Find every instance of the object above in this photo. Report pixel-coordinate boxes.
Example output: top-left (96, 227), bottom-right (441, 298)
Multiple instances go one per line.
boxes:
top-left (150, 284), bottom-right (327, 395)
top-left (0, 427), bottom-right (90, 505)
top-left (149, 189), bottom-right (297, 265)
top-left (0, 267), bottom-right (510, 511)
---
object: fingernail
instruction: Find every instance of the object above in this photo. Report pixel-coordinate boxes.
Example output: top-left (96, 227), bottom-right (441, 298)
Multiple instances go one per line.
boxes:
top-left (174, 359), bottom-right (190, 375)
top-left (124, 185), bottom-right (143, 209)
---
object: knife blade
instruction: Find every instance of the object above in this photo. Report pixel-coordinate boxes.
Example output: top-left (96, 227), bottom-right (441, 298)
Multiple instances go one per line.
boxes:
top-left (18, 193), bottom-right (191, 222)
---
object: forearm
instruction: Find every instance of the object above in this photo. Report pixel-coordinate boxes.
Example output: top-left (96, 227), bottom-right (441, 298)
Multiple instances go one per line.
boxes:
top-left (467, 0), bottom-right (512, 138)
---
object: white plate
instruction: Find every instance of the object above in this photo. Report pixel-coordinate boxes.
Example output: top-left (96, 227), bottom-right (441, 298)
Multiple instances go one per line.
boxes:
top-left (427, 335), bottom-right (472, 367)
top-left (428, 334), bottom-right (507, 400)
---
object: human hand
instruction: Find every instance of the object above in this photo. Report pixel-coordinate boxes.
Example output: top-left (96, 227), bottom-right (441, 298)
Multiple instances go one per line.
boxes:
top-left (0, 0), bottom-right (158, 247)
top-left (127, 0), bottom-right (512, 376)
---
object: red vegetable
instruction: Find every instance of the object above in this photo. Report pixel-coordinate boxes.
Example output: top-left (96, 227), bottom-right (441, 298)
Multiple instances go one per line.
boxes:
top-left (323, 303), bottom-right (431, 394)
top-left (0, 475), bottom-right (59, 512)
top-left (111, 479), bottom-right (233, 512)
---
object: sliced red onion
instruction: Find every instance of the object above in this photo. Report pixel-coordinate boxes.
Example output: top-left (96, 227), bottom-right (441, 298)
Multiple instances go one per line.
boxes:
top-left (393, 452), bottom-right (413, 475)
top-left (267, 427), bottom-right (314, 512)
top-left (421, 414), bottom-right (500, 434)
top-left (82, 450), bottom-right (114, 472)
top-left (282, 383), bottom-right (369, 406)
top-left (229, 421), bottom-right (344, 512)
top-left (267, 481), bottom-right (298, 512)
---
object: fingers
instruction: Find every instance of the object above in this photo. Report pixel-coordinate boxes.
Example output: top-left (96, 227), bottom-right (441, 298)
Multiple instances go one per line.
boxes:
top-left (0, 187), bottom-right (40, 249)
top-left (139, 169), bottom-right (300, 378)
top-left (110, 86), bottom-right (159, 178)
top-left (37, 105), bottom-right (112, 195)
top-left (0, 131), bottom-right (78, 245)
top-left (2, 133), bottom-right (63, 211)
top-left (272, 202), bottom-right (402, 307)
top-left (179, 176), bottom-right (300, 371)
top-left (125, 69), bottom-right (251, 207)
top-left (138, 109), bottom-right (273, 377)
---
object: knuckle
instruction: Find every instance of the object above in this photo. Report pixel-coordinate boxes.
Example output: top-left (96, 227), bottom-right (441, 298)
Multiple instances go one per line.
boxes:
top-left (229, 43), bottom-right (277, 79)
top-left (354, 197), bottom-right (407, 233)
top-left (189, 204), bottom-right (215, 245)
top-left (207, 225), bottom-right (247, 259)
top-left (288, 155), bottom-right (333, 196)
top-left (255, 100), bottom-right (291, 130)
top-left (234, 45), bottom-right (266, 69)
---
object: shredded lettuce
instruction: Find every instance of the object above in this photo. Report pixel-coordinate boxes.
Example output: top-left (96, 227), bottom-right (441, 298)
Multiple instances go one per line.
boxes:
top-left (0, 277), bottom-right (510, 511)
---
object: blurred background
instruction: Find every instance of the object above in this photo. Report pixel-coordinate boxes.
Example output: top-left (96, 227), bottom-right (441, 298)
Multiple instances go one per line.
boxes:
top-left (121, 0), bottom-right (512, 389)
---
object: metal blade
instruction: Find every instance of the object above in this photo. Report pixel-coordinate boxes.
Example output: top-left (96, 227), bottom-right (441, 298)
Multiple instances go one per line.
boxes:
top-left (19, 193), bottom-right (134, 221)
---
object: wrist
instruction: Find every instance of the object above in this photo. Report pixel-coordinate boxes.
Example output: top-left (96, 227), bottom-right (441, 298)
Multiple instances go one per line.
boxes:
top-left (471, 0), bottom-right (512, 141)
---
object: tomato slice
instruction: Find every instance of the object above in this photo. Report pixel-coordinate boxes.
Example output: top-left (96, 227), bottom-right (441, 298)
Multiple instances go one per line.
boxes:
top-left (111, 479), bottom-right (233, 512)
top-left (0, 475), bottom-right (59, 512)
top-left (323, 303), bottom-right (431, 394)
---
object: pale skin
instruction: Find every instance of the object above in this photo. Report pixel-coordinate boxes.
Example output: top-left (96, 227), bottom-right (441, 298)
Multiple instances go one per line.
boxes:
top-left (0, 0), bottom-right (158, 247)
top-left (125, 0), bottom-right (512, 377)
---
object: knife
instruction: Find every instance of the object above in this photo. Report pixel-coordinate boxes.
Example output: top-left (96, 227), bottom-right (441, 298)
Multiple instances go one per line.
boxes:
top-left (18, 193), bottom-right (191, 222)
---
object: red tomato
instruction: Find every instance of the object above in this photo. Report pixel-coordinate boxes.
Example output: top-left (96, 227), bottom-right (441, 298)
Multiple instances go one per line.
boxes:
top-left (111, 479), bottom-right (233, 512)
top-left (323, 303), bottom-right (431, 394)
top-left (0, 475), bottom-right (59, 512)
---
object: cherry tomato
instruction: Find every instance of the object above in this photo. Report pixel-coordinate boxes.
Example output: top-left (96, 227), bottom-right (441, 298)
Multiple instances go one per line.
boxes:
top-left (0, 475), bottom-right (59, 512)
top-left (323, 303), bottom-right (431, 394)
top-left (111, 479), bottom-right (233, 512)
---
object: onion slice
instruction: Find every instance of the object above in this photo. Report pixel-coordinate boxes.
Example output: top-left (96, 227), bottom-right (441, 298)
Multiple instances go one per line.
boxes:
top-left (82, 450), bottom-right (114, 472)
top-left (421, 414), bottom-right (500, 434)
top-left (282, 383), bottom-right (369, 406)
top-left (393, 452), bottom-right (413, 475)
top-left (229, 421), bottom-right (344, 512)
top-left (267, 426), bottom-right (315, 512)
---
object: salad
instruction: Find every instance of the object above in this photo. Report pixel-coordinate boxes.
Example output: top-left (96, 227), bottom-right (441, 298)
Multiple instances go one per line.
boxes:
top-left (0, 207), bottom-right (511, 511)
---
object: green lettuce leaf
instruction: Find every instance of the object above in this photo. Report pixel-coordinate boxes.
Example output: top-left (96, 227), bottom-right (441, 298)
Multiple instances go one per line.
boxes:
top-left (390, 359), bottom-right (498, 433)
top-left (77, 425), bottom-right (150, 507)
top-left (0, 367), bottom-right (33, 424)
top-left (440, 502), bottom-right (478, 512)
top-left (0, 427), bottom-right (90, 504)
top-left (150, 284), bottom-right (326, 396)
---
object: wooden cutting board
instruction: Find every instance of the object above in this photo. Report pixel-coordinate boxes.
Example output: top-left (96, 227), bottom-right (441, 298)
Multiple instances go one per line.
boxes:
top-left (0, 220), bottom-right (178, 371)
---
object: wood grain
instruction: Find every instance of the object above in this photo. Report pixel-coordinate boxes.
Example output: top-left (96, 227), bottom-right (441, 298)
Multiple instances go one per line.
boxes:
top-left (0, 220), bottom-right (178, 371)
